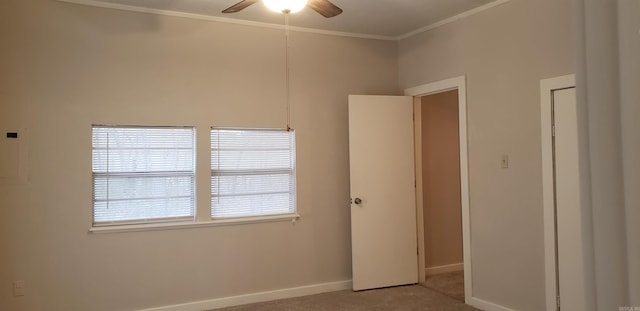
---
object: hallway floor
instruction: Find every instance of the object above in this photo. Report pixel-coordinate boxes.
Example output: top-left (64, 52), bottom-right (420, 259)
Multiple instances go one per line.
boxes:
top-left (421, 270), bottom-right (465, 302)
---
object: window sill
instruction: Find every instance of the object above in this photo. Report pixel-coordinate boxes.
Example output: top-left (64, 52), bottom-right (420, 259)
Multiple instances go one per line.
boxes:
top-left (89, 214), bottom-right (301, 234)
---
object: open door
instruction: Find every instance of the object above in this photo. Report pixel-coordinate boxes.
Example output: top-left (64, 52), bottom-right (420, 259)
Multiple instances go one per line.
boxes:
top-left (348, 95), bottom-right (418, 291)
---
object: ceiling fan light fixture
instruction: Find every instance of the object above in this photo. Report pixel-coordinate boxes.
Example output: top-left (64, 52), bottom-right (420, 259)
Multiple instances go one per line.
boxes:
top-left (263, 0), bottom-right (308, 14)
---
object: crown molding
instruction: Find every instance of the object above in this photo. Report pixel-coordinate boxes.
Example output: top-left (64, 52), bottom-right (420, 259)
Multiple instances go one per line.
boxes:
top-left (397, 0), bottom-right (512, 40)
top-left (56, 0), bottom-right (511, 41)
top-left (56, 0), bottom-right (396, 41)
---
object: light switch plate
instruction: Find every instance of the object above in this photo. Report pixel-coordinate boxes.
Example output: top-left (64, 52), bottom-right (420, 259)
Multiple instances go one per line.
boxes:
top-left (13, 280), bottom-right (25, 297)
top-left (501, 155), bottom-right (509, 169)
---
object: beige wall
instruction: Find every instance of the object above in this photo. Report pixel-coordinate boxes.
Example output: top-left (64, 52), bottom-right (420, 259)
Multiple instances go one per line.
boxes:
top-left (421, 91), bottom-right (462, 269)
top-left (576, 0), bottom-right (626, 308)
top-left (0, 0), bottom-right (398, 310)
top-left (2, 0), bottom-right (610, 310)
top-left (618, 1), bottom-right (640, 304)
top-left (576, 0), bottom-right (640, 308)
top-left (399, 0), bottom-right (575, 309)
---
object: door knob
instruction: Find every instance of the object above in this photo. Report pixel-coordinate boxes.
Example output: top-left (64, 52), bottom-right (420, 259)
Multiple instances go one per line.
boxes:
top-left (354, 198), bottom-right (362, 205)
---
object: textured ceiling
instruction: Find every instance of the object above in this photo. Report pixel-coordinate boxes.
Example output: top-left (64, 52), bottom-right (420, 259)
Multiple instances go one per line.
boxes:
top-left (67, 0), bottom-right (501, 38)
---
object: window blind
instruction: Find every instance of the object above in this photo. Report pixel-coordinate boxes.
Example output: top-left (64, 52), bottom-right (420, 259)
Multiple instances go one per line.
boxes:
top-left (211, 128), bottom-right (296, 218)
top-left (92, 126), bottom-right (196, 225)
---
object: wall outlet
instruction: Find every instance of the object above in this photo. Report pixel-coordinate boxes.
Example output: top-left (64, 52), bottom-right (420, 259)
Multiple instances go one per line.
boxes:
top-left (13, 280), bottom-right (25, 297)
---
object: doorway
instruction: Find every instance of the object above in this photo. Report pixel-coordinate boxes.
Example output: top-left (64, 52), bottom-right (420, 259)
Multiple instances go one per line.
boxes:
top-left (405, 76), bottom-right (471, 303)
top-left (416, 90), bottom-right (464, 301)
top-left (347, 77), bottom-right (472, 303)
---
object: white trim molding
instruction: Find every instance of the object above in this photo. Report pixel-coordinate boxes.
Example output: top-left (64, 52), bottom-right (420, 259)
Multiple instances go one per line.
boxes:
top-left (56, 0), bottom-right (396, 40)
top-left (56, 0), bottom-right (511, 41)
top-left (425, 263), bottom-right (464, 276)
top-left (397, 0), bottom-right (513, 40)
top-left (137, 280), bottom-right (352, 311)
top-left (540, 74), bottom-right (576, 311)
top-left (405, 76), bottom-right (464, 96)
top-left (405, 75), bottom-right (472, 304)
top-left (90, 214), bottom-right (301, 234)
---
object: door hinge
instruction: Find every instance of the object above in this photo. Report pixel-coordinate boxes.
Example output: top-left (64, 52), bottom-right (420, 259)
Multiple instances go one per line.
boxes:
top-left (417, 248), bottom-right (419, 255)
top-left (552, 124), bottom-right (556, 137)
top-left (556, 295), bottom-right (561, 309)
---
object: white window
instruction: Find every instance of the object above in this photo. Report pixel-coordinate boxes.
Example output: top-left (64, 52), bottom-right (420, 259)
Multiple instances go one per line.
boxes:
top-left (210, 128), bottom-right (296, 219)
top-left (92, 126), bottom-right (196, 226)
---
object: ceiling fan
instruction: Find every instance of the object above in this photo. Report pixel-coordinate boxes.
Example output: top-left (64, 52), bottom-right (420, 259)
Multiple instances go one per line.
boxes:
top-left (222, 0), bottom-right (343, 17)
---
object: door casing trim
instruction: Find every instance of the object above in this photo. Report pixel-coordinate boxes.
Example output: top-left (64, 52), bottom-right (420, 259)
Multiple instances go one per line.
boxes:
top-left (540, 74), bottom-right (576, 311)
top-left (405, 75), bottom-right (471, 303)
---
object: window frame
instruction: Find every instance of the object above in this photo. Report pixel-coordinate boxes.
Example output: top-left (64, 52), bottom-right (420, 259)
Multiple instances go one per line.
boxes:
top-left (88, 125), bottom-right (301, 234)
top-left (210, 127), bottom-right (297, 220)
top-left (91, 125), bottom-right (197, 227)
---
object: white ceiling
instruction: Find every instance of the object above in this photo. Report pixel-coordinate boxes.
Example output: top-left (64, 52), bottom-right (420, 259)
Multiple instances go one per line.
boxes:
top-left (65, 0), bottom-right (503, 39)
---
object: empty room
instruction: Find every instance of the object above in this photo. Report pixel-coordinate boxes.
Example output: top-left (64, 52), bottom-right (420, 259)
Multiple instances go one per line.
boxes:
top-left (1, 0), bottom-right (637, 310)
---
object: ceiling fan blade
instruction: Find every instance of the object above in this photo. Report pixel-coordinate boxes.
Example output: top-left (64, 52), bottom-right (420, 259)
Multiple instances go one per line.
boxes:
top-left (222, 0), bottom-right (259, 13)
top-left (307, 0), bottom-right (343, 18)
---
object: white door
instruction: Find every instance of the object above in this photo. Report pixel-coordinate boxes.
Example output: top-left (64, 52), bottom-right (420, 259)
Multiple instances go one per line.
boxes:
top-left (553, 87), bottom-right (586, 310)
top-left (348, 95), bottom-right (418, 291)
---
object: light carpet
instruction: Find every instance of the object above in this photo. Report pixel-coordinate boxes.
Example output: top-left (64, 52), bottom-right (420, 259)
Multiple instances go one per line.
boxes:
top-left (211, 284), bottom-right (480, 311)
top-left (422, 270), bottom-right (465, 302)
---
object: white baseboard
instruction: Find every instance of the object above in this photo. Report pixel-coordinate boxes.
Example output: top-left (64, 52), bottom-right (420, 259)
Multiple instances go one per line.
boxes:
top-left (425, 263), bottom-right (464, 276)
top-left (468, 297), bottom-right (515, 311)
top-left (137, 280), bottom-right (353, 311)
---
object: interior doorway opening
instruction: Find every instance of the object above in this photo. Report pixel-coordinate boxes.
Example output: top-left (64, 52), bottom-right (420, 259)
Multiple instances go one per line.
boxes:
top-left (416, 90), bottom-right (464, 301)
top-left (405, 76), bottom-right (471, 304)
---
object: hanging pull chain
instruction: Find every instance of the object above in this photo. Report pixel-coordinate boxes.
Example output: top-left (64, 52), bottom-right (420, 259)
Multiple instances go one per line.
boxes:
top-left (285, 13), bottom-right (292, 131)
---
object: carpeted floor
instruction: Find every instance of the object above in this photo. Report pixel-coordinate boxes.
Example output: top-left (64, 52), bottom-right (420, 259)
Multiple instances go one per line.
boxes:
top-left (211, 284), bottom-right (480, 311)
top-left (422, 270), bottom-right (465, 302)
